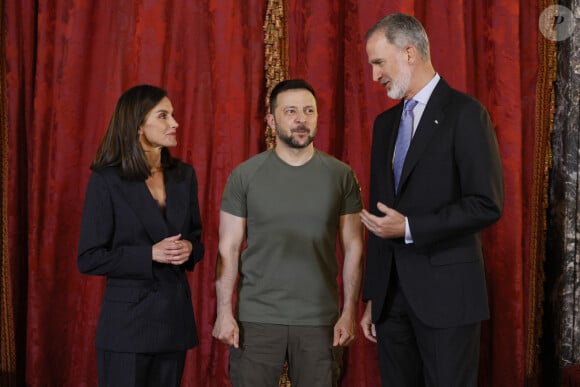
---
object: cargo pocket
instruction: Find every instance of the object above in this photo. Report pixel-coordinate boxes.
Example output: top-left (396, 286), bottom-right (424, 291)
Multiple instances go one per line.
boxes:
top-left (331, 345), bottom-right (343, 386)
top-left (228, 345), bottom-right (244, 385)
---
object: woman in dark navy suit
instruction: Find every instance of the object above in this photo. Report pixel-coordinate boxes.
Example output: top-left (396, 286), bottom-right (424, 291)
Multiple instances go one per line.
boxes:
top-left (78, 85), bottom-right (204, 387)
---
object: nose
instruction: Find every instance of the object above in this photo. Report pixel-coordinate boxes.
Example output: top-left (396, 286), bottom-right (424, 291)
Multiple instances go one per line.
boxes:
top-left (372, 66), bottom-right (382, 82)
top-left (295, 111), bottom-right (306, 123)
top-left (170, 116), bottom-right (179, 128)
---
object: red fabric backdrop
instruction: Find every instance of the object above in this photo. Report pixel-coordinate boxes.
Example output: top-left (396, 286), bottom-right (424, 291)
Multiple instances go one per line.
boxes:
top-left (4, 1), bottom-right (540, 386)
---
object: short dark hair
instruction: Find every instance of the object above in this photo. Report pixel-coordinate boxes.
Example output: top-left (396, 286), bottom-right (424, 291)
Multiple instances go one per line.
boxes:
top-left (366, 13), bottom-right (430, 61)
top-left (91, 84), bottom-right (176, 180)
top-left (269, 79), bottom-right (317, 113)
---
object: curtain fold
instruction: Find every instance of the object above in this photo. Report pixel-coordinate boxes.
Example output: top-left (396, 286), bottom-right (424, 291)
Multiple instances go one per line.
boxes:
top-left (2, 1), bottom-right (548, 386)
top-left (3, 0), bottom-right (35, 385)
top-left (0, 0), bottom-right (17, 384)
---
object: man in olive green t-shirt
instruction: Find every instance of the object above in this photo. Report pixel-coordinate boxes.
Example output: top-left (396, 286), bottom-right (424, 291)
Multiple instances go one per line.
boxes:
top-left (212, 79), bottom-right (364, 387)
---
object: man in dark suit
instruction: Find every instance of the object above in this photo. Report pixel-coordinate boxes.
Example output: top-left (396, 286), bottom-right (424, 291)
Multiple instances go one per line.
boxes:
top-left (359, 14), bottom-right (504, 387)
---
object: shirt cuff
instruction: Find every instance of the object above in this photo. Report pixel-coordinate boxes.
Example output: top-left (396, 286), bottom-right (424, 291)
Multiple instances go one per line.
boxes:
top-left (404, 217), bottom-right (414, 244)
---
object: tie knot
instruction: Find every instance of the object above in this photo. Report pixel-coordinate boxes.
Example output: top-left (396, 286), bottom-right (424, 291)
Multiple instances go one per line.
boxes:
top-left (404, 99), bottom-right (418, 112)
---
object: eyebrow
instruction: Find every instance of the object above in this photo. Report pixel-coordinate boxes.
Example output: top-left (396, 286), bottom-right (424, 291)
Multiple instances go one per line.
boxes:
top-left (282, 105), bottom-right (315, 109)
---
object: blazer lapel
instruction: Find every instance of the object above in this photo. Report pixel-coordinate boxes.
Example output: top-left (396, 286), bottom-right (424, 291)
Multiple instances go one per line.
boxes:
top-left (119, 179), bottom-right (169, 242)
top-left (164, 167), bottom-right (188, 235)
top-left (382, 102), bottom-right (404, 205)
top-left (384, 104), bottom-right (405, 205)
top-left (397, 80), bottom-right (450, 196)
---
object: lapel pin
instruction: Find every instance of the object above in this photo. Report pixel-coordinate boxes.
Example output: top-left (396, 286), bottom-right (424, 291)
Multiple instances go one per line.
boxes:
top-left (434, 119), bottom-right (439, 125)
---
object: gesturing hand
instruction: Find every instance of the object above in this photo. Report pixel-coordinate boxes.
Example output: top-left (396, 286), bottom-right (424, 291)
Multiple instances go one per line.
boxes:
top-left (360, 202), bottom-right (406, 239)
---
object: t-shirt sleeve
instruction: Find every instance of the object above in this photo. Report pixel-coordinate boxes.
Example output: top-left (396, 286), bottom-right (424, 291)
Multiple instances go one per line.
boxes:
top-left (220, 168), bottom-right (247, 217)
top-left (341, 169), bottom-right (363, 215)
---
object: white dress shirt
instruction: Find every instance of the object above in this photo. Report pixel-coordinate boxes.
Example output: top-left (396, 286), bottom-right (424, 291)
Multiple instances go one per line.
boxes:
top-left (404, 73), bottom-right (440, 243)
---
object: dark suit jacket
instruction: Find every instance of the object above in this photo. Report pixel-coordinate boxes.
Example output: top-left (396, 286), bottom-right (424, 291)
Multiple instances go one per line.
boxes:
top-left (363, 79), bottom-right (504, 328)
top-left (78, 161), bottom-right (204, 352)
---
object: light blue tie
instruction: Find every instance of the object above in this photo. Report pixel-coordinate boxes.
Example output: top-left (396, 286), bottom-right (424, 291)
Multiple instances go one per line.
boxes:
top-left (393, 99), bottom-right (418, 191)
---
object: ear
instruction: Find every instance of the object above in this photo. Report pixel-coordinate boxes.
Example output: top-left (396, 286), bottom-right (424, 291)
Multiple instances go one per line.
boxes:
top-left (266, 113), bottom-right (276, 130)
top-left (405, 45), bottom-right (418, 64)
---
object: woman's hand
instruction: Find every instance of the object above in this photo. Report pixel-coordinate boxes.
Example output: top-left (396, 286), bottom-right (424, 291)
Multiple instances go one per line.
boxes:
top-left (152, 234), bottom-right (192, 265)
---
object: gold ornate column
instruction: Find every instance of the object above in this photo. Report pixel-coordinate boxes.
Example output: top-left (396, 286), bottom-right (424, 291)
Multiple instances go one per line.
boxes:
top-left (263, 0), bottom-right (288, 149)
top-left (526, 0), bottom-right (558, 384)
top-left (0, 0), bottom-right (17, 384)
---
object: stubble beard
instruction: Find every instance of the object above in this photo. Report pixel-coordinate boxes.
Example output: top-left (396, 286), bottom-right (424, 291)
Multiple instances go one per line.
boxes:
top-left (386, 63), bottom-right (412, 100)
top-left (276, 124), bottom-right (315, 149)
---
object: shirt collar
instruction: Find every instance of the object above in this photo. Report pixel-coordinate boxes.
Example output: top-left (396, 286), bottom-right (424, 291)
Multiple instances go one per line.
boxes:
top-left (411, 73), bottom-right (440, 105)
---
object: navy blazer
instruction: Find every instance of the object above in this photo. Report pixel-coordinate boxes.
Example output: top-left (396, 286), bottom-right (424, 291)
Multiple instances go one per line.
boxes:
top-left (78, 161), bottom-right (204, 352)
top-left (363, 79), bottom-right (504, 328)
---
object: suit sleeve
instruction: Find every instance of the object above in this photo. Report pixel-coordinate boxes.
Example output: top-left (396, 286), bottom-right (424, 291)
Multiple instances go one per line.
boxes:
top-left (408, 99), bottom-right (504, 247)
top-left (77, 171), bottom-right (152, 279)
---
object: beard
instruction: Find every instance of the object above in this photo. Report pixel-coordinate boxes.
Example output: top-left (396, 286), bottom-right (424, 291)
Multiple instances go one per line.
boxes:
top-left (386, 62), bottom-right (412, 100)
top-left (275, 123), bottom-right (315, 148)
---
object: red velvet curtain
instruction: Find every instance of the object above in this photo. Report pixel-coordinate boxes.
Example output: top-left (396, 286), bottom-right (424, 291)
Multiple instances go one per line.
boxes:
top-left (4, 1), bottom-right (542, 386)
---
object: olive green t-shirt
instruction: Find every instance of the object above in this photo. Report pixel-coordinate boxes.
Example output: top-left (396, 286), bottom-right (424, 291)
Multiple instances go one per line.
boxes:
top-left (221, 149), bottom-right (362, 325)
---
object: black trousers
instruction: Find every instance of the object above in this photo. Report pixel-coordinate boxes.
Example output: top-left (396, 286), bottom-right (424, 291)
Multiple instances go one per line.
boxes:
top-left (97, 350), bottom-right (186, 387)
top-left (375, 273), bottom-right (481, 387)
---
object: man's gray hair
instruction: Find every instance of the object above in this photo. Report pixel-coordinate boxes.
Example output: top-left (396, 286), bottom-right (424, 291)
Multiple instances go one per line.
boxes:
top-left (366, 13), bottom-right (430, 62)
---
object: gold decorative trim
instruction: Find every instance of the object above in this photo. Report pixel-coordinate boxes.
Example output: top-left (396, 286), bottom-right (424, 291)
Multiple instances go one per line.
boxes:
top-left (526, 0), bottom-right (558, 383)
top-left (263, 0), bottom-right (288, 150)
top-left (0, 0), bottom-right (17, 384)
